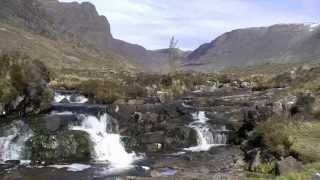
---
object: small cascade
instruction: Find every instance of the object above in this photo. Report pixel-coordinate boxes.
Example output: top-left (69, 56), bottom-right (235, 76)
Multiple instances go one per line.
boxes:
top-left (70, 113), bottom-right (141, 168)
top-left (54, 92), bottom-right (88, 104)
top-left (0, 121), bottom-right (33, 162)
top-left (185, 111), bottom-right (228, 152)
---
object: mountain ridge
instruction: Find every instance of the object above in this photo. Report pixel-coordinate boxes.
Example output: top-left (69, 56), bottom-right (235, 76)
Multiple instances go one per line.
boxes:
top-left (185, 23), bottom-right (320, 71)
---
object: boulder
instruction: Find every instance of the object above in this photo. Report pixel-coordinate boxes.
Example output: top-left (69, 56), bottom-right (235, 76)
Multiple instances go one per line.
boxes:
top-left (30, 130), bottom-right (92, 164)
top-left (164, 126), bottom-right (198, 150)
top-left (276, 156), bottom-right (303, 175)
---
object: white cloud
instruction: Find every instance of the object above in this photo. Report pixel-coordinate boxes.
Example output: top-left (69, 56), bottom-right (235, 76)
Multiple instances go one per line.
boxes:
top-left (59, 0), bottom-right (319, 50)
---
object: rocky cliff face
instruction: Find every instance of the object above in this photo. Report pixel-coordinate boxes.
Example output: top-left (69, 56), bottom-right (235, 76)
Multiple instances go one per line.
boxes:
top-left (39, 0), bottom-right (169, 72)
top-left (0, 0), bottom-right (169, 72)
top-left (185, 24), bottom-right (320, 71)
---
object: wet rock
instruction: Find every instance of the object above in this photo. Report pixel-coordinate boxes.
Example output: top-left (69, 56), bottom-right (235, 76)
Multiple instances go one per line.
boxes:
top-left (0, 103), bottom-right (5, 116)
top-left (59, 98), bottom-right (70, 104)
top-left (30, 130), bottom-right (92, 164)
top-left (11, 96), bottom-right (25, 110)
top-left (141, 131), bottom-right (165, 144)
top-left (276, 156), bottom-right (303, 175)
top-left (30, 114), bottom-right (77, 134)
top-left (164, 126), bottom-right (198, 150)
top-left (4, 160), bottom-right (20, 166)
top-left (0, 163), bottom-right (15, 171)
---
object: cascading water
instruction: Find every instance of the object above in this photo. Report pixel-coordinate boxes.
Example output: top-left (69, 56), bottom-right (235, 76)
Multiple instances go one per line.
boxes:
top-left (54, 92), bottom-right (88, 104)
top-left (184, 111), bottom-right (228, 152)
top-left (70, 113), bottom-right (141, 168)
top-left (0, 121), bottom-right (33, 163)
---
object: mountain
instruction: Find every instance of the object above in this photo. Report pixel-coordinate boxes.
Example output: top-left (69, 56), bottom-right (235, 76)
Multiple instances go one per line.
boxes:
top-left (39, 0), bottom-right (170, 72)
top-left (185, 24), bottom-right (320, 71)
top-left (0, 0), bottom-right (169, 72)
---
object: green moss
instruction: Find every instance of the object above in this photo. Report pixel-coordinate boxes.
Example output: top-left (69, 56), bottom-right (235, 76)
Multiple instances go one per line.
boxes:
top-left (288, 122), bottom-right (320, 163)
top-left (254, 114), bottom-right (320, 163)
top-left (248, 163), bottom-right (320, 180)
top-left (251, 162), bottom-right (277, 174)
top-left (30, 130), bottom-right (92, 164)
top-left (254, 116), bottom-right (293, 158)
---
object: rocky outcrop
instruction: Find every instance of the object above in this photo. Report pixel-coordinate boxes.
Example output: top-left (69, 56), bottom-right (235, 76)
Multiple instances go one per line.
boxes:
top-left (111, 102), bottom-right (197, 152)
top-left (185, 24), bottom-right (320, 71)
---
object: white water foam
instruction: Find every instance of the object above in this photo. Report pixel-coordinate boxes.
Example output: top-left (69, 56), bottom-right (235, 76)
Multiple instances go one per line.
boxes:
top-left (184, 111), bottom-right (227, 152)
top-left (70, 113), bottom-right (141, 169)
top-left (54, 93), bottom-right (88, 104)
top-left (50, 163), bottom-right (91, 172)
top-left (0, 121), bottom-right (33, 162)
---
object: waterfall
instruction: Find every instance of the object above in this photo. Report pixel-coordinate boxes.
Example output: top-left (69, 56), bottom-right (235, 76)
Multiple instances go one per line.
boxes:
top-left (70, 113), bottom-right (141, 168)
top-left (0, 121), bottom-right (33, 162)
top-left (54, 92), bottom-right (88, 104)
top-left (185, 111), bottom-right (228, 152)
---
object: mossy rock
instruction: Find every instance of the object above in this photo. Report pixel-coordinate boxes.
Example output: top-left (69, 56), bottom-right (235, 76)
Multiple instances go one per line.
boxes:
top-left (30, 130), bottom-right (92, 164)
top-left (251, 162), bottom-right (277, 174)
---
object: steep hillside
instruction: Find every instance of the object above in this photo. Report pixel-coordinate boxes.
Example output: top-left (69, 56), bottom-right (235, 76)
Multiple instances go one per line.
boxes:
top-left (185, 24), bottom-right (320, 71)
top-left (0, 22), bottom-right (137, 79)
top-left (0, 0), bottom-right (169, 72)
top-left (39, 0), bottom-right (169, 72)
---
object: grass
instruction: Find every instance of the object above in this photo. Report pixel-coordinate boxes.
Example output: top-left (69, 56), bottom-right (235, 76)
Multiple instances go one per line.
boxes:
top-left (288, 122), bottom-right (320, 162)
top-left (248, 163), bottom-right (320, 180)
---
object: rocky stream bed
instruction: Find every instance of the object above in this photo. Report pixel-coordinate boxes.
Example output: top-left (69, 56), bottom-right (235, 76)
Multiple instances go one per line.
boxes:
top-left (0, 85), bottom-right (317, 180)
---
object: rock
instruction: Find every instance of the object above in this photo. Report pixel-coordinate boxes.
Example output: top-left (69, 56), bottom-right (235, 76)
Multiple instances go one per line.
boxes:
top-left (141, 131), bottom-right (165, 144)
top-left (157, 91), bottom-right (173, 103)
top-left (276, 156), bottom-right (303, 175)
top-left (0, 164), bottom-right (15, 171)
top-left (59, 98), bottom-right (70, 104)
top-left (30, 114), bottom-right (77, 134)
top-left (4, 160), bottom-right (20, 166)
top-left (30, 130), bottom-right (92, 164)
top-left (164, 126), bottom-right (198, 150)
top-left (11, 96), bottom-right (25, 109)
top-left (250, 149), bottom-right (262, 170)
top-left (273, 96), bottom-right (298, 114)
top-left (128, 99), bottom-right (144, 105)
top-left (150, 169), bottom-right (162, 177)
top-left (0, 103), bottom-right (5, 115)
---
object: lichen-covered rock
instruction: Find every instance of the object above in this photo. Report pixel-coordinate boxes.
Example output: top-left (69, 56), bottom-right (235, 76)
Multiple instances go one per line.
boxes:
top-left (30, 130), bottom-right (92, 164)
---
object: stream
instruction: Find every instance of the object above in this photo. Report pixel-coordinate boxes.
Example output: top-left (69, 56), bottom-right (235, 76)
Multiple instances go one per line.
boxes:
top-left (0, 91), bottom-right (240, 179)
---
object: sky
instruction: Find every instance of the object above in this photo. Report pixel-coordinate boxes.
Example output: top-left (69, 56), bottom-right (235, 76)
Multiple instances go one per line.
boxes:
top-left (60, 0), bottom-right (320, 50)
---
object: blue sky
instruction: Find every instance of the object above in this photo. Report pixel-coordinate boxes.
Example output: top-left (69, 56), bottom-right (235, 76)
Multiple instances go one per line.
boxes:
top-left (60, 0), bottom-right (320, 50)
